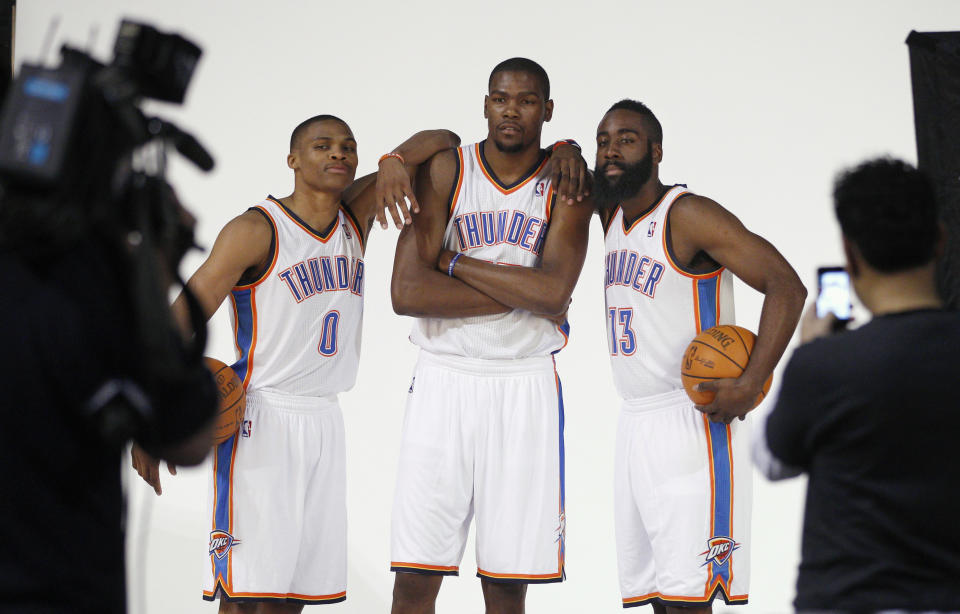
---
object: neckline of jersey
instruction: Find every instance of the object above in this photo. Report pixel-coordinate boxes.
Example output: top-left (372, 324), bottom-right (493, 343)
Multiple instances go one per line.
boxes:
top-left (475, 142), bottom-right (548, 194)
top-left (620, 184), bottom-right (676, 235)
top-left (266, 195), bottom-right (342, 242)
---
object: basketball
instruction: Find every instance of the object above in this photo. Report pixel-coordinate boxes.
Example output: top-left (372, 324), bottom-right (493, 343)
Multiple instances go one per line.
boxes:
top-left (204, 357), bottom-right (246, 446)
top-left (681, 325), bottom-right (772, 407)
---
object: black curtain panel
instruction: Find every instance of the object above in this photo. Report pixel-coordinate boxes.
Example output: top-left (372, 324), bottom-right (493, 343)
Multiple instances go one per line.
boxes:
top-left (0, 1), bottom-right (13, 102)
top-left (907, 30), bottom-right (960, 308)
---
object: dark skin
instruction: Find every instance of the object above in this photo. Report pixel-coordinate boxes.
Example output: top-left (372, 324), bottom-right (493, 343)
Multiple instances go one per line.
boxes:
top-left (128, 120), bottom-right (458, 614)
top-left (596, 108), bottom-right (806, 431)
top-left (597, 111), bottom-right (804, 612)
top-left (390, 70), bottom-right (591, 614)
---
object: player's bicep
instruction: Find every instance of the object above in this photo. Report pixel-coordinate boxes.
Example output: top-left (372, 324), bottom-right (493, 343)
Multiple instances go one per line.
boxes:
top-left (674, 197), bottom-right (792, 293)
top-left (342, 172), bottom-right (378, 233)
top-left (539, 196), bottom-right (592, 286)
top-left (187, 212), bottom-right (272, 316)
top-left (410, 152), bottom-right (457, 265)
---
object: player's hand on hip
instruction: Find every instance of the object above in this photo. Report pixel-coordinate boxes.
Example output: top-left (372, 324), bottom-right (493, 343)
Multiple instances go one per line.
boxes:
top-left (693, 378), bottom-right (761, 424)
top-left (375, 156), bottom-right (419, 229)
top-left (545, 143), bottom-right (591, 205)
top-left (131, 443), bottom-right (175, 496)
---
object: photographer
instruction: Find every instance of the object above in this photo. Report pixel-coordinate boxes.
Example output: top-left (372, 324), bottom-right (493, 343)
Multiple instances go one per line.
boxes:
top-left (0, 23), bottom-right (218, 614)
top-left (754, 158), bottom-right (960, 612)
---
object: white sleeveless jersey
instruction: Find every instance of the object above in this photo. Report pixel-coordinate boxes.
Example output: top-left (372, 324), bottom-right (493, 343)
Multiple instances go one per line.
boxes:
top-left (603, 185), bottom-right (735, 400)
top-left (229, 196), bottom-right (365, 397)
top-left (410, 143), bottom-right (569, 359)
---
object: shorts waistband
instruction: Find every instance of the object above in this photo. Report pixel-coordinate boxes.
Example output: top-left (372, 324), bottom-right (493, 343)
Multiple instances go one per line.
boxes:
top-left (246, 388), bottom-right (340, 413)
top-left (621, 389), bottom-right (691, 414)
top-left (417, 349), bottom-right (556, 377)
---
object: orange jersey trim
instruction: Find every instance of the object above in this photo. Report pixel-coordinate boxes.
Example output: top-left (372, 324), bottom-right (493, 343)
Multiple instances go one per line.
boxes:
top-left (474, 142), bottom-right (548, 195)
top-left (477, 569), bottom-right (564, 580)
top-left (209, 438), bottom-right (241, 592)
top-left (726, 422), bottom-right (736, 589)
top-left (229, 289), bottom-right (260, 391)
top-left (391, 562), bottom-right (459, 572)
top-left (622, 587), bottom-right (748, 604)
top-left (341, 204), bottom-right (366, 253)
top-left (659, 193), bottom-right (728, 279)
top-left (207, 587), bottom-right (346, 602)
top-left (620, 186), bottom-right (684, 236)
top-left (233, 206), bottom-right (280, 291)
top-left (702, 414), bottom-right (718, 591)
top-left (448, 148), bottom-right (465, 217)
top-left (544, 184), bottom-right (557, 224)
top-left (267, 196), bottom-right (341, 243)
top-left (691, 273), bottom-right (724, 335)
top-left (555, 324), bottom-right (569, 352)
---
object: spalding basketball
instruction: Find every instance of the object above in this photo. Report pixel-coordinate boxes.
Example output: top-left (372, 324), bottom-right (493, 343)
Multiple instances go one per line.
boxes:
top-left (680, 325), bottom-right (772, 407)
top-left (204, 357), bottom-right (246, 446)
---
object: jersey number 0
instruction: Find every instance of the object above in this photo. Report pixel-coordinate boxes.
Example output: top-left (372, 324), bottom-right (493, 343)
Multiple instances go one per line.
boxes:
top-left (318, 310), bottom-right (340, 356)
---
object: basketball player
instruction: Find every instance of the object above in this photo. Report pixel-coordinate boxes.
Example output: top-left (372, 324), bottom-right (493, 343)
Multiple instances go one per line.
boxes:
top-left (389, 58), bottom-right (592, 614)
top-left (130, 116), bottom-right (459, 612)
top-left (595, 100), bottom-right (806, 612)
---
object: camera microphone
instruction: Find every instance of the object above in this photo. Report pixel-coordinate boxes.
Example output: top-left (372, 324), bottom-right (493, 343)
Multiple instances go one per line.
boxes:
top-left (147, 117), bottom-right (214, 172)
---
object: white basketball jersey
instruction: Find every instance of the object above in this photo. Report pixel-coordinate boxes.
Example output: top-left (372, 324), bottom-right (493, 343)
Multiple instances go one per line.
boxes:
top-left (410, 143), bottom-right (568, 359)
top-left (229, 197), bottom-right (365, 397)
top-left (604, 185), bottom-right (735, 400)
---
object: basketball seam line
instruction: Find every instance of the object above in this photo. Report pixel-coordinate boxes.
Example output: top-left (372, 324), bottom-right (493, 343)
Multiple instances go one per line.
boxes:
top-left (687, 339), bottom-right (747, 372)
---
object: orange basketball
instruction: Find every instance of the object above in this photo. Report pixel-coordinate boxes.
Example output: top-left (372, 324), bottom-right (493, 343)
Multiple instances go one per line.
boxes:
top-left (680, 325), bottom-right (772, 408)
top-left (204, 357), bottom-right (246, 446)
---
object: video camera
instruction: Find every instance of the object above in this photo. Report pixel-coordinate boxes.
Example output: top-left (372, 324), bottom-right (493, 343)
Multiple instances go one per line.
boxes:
top-left (0, 20), bottom-right (214, 444)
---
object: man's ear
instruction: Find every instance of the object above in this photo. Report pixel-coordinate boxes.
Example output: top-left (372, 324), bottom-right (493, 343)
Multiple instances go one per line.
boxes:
top-left (842, 236), bottom-right (860, 278)
top-left (935, 221), bottom-right (947, 259)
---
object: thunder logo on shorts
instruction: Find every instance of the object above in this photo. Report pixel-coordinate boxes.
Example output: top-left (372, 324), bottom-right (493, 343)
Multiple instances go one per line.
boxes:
top-left (209, 530), bottom-right (241, 560)
top-left (700, 536), bottom-right (740, 567)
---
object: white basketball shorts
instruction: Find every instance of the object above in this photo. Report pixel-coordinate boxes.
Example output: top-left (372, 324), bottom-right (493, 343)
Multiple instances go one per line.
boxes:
top-left (615, 389), bottom-right (751, 608)
top-left (202, 389), bottom-right (347, 605)
top-left (391, 350), bottom-right (566, 583)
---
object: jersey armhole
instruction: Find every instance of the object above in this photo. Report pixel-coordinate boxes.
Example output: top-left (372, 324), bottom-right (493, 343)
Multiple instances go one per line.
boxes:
top-left (235, 206), bottom-right (277, 287)
top-left (600, 205), bottom-right (618, 236)
top-left (341, 202), bottom-right (367, 252)
top-left (446, 147), bottom-right (464, 222)
top-left (663, 193), bottom-right (724, 278)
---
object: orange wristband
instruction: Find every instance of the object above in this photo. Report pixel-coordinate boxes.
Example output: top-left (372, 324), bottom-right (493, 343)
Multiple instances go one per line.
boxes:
top-left (378, 152), bottom-right (405, 165)
top-left (552, 139), bottom-right (581, 152)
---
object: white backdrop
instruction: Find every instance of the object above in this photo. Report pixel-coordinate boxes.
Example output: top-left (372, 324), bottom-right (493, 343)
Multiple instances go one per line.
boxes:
top-left (15, 1), bottom-right (960, 612)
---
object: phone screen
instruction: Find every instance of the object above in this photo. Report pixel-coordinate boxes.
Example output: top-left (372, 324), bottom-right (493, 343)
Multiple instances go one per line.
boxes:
top-left (816, 268), bottom-right (851, 319)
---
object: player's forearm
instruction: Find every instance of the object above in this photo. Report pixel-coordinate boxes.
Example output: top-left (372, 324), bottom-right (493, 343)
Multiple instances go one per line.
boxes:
top-left (391, 265), bottom-right (510, 318)
top-left (740, 274), bottom-right (807, 387)
top-left (392, 130), bottom-right (461, 167)
top-left (446, 253), bottom-right (573, 316)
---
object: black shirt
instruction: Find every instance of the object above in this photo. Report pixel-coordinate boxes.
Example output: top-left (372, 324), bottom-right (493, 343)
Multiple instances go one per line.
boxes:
top-left (766, 309), bottom-right (960, 611)
top-left (0, 241), bottom-right (216, 614)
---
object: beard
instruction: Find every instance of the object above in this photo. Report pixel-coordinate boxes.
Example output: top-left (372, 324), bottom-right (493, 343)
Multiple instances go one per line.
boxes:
top-left (493, 137), bottom-right (524, 154)
top-left (593, 142), bottom-right (654, 210)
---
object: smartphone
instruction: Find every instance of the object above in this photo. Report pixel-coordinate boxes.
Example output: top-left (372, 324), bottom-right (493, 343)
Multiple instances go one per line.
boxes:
top-left (816, 266), bottom-right (852, 320)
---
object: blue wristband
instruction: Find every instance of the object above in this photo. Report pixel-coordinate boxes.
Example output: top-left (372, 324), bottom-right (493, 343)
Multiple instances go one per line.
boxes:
top-left (447, 252), bottom-right (463, 277)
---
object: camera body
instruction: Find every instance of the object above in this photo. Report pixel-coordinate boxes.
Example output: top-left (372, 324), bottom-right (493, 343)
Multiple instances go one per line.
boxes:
top-left (0, 20), bottom-right (212, 445)
top-left (0, 20), bottom-right (202, 190)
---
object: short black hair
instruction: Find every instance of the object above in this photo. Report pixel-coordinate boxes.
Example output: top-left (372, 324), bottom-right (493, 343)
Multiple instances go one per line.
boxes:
top-left (605, 99), bottom-right (663, 145)
top-left (489, 57), bottom-right (550, 100)
top-left (290, 114), bottom-right (349, 151)
top-left (833, 157), bottom-right (938, 272)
